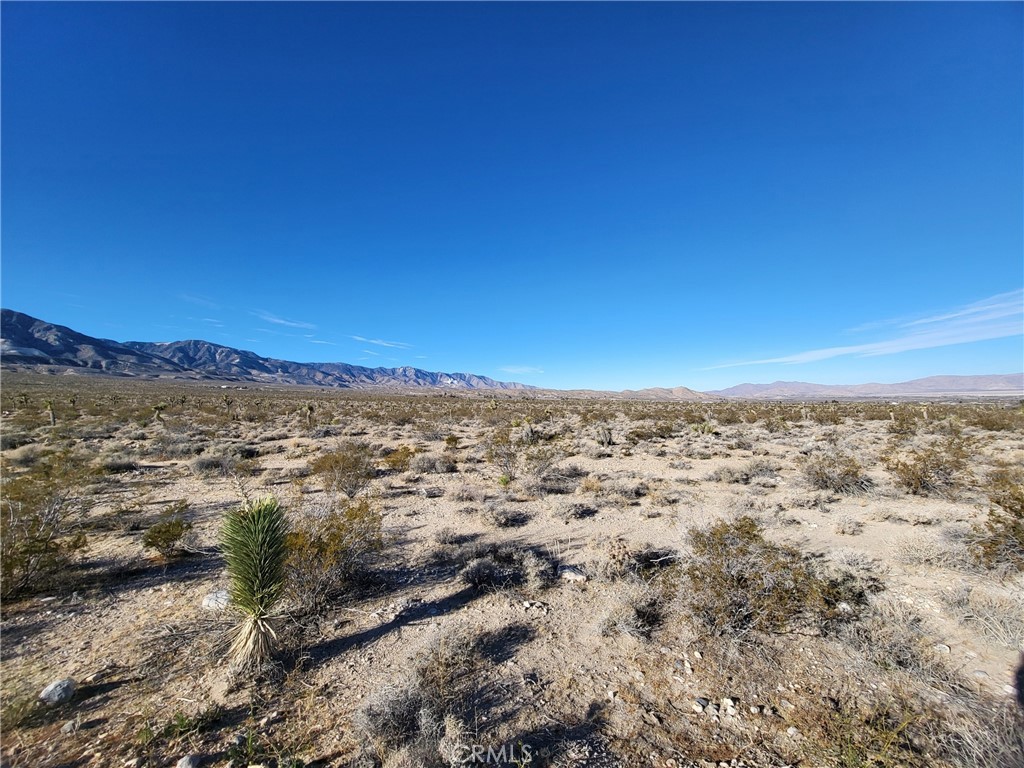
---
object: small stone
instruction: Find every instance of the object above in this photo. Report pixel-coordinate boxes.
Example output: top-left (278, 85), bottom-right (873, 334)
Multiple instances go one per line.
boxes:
top-left (39, 678), bottom-right (76, 706)
top-left (973, 670), bottom-right (989, 679)
top-left (176, 757), bottom-right (202, 768)
top-left (721, 697), bottom-right (737, 708)
top-left (419, 487), bottom-right (443, 498)
top-left (934, 643), bottom-right (951, 654)
top-left (749, 705), bottom-right (762, 715)
top-left (779, 698), bottom-right (795, 711)
top-left (787, 726), bottom-right (801, 738)
top-left (60, 719), bottom-right (78, 735)
top-left (202, 590), bottom-right (229, 611)
top-left (693, 697), bottom-right (710, 713)
top-left (558, 565), bottom-right (587, 583)
top-left (693, 650), bottom-right (702, 660)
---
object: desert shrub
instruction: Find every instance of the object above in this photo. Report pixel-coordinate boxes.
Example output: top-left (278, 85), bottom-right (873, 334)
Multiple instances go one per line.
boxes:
top-left (0, 432), bottom-right (32, 452)
top-left (3, 443), bottom-right (46, 469)
top-left (887, 408), bottom-right (920, 438)
top-left (808, 404), bottom-right (843, 425)
top-left (285, 497), bottom-right (382, 613)
top-left (682, 516), bottom-right (868, 639)
top-left (309, 442), bottom-right (376, 498)
top-left (479, 504), bottom-right (530, 528)
top-left (409, 452), bottom-right (457, 475)
top-left (189, 454), bottom-right (240, 478)
top-left (706, 459), bottom-right (778, 485)
top-left (963, 405), bottom-right (1024, 432)
top-left (221, 495), bottom-right (289, 671)
top-left (382, 445), bottom-right (415, 472)
top-left (801, 449), bottom-right (872, 493)
top-left (883, 435), bottom-right (974, 497)
top-left (1, 451), bottom-right (89, 599)
top-left (100, 457), bottom-right (140, 474)
top-left (460, 545), bottom-right (554, 592)
top-left (142, 506), bottom-right (193, 559)
top-left (969, 464), bottom-right (1024, 573)
top-left (484, 426), bottom-right (524, 481)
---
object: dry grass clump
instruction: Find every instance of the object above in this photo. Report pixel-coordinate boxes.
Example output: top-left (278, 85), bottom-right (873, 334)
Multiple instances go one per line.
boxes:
top-left (942, 582), bottom-right (1024, 650)
top-left (841, 599), bottom-right (966, 693)
top-left (681, 516), bottom-right (870, 640)
top-left (598, 581), bottom-right (665, 640)
top-left (834, 515), bottom-right (865, 535)
top-left (892, 531), bottom-right (972, 570)
top-left (800, 449), bottom-right (873, 494)
top-left (353, 631), bottom-right (478, 766)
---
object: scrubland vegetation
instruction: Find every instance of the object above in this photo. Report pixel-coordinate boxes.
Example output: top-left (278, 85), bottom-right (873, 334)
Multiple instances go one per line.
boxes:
top-left (1, 374), bottom-right (1022, 767)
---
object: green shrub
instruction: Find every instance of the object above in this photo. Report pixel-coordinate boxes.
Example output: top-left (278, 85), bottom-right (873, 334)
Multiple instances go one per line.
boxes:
top-left (801, 449), bottom-right (872, 493)
top-left (485, 426), bottom-right (523, 481)
top-left (285, 497), bottom-right (383, 613)
top-left (382, 445), bottom-right (415, 473)
top-left (682, 516), bottom-right (867, 640)
top-left (883, 435), bottom-right (974, 496)
top-left (309, 442), bottom-right (376, 498)
top-left (142, 506), bottom-right (193, 559)
top-left (1, 452), bottom-right (88, 600)
top-left (221, 495), bottom-right (289, 671)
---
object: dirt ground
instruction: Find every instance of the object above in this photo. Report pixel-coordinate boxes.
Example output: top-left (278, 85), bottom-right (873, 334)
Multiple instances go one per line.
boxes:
top-left (2, 375), bottom-right (1022, 768)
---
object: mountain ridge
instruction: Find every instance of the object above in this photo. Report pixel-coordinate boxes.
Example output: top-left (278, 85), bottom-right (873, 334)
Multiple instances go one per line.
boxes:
top-left (3, 309), bottom-right (1020, 399)
top-left (1, 309), bottom-right (531, 391)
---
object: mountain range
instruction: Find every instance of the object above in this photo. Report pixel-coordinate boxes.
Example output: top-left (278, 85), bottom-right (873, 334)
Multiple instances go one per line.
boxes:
top-left (2, 309), bottom-right (1020, 399)
top-left (0, 309), bottom-right (530, 391)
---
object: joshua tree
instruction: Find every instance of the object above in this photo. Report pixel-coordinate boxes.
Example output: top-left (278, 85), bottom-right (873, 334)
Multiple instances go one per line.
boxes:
top-left (220, 495), bottom-right (289, 671)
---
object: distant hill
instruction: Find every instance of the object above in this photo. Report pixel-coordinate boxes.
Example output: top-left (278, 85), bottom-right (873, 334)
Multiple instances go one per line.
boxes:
top-left (0, 309), bottom-right (532, 391)
top-left (710, 374), bottom-right (1024, 399)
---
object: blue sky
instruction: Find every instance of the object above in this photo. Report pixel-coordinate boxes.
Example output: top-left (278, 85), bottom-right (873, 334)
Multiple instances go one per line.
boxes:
top-left (2, 2), bottom-right (1021, 391)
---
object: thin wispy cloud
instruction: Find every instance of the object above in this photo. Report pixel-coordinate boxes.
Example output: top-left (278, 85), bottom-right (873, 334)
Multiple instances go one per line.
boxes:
top-left (201, 318), bottom-right (224, 327)
top-left (500, 365), bottom-right (544, 375)
top-left (251, 310), bottom-right (316, 329)
top-left (707, 289), bottom-right (1023, 370)
top-left (179, 293), bottom-right (220, 310)
top-left (308, 339), bottom-right (336, 345)
top-left (351, 335), bottom-right (412, 349)
top-left (361, 349), bottom-right (381, 356)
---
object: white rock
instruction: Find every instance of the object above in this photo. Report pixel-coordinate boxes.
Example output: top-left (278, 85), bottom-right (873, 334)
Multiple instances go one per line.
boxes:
top-left (934, 643), bottom-right (951, 654)
top-left (558, 565), bottom-right (587, 583)
top-left (39, 678), bottom-right (75, 706)
top-left (202, 590), bottom-right (230, 611)
top-left (176, 757), bottom-right (202, 768)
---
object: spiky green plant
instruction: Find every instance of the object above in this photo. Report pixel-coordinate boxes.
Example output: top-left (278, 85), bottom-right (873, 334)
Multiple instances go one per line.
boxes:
top-left (221, 495), bottom-right (289, 671)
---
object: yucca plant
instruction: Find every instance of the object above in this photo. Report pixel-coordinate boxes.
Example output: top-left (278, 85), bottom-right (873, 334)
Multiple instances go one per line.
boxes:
top-left (221, 495), bottom-right (289, 671)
